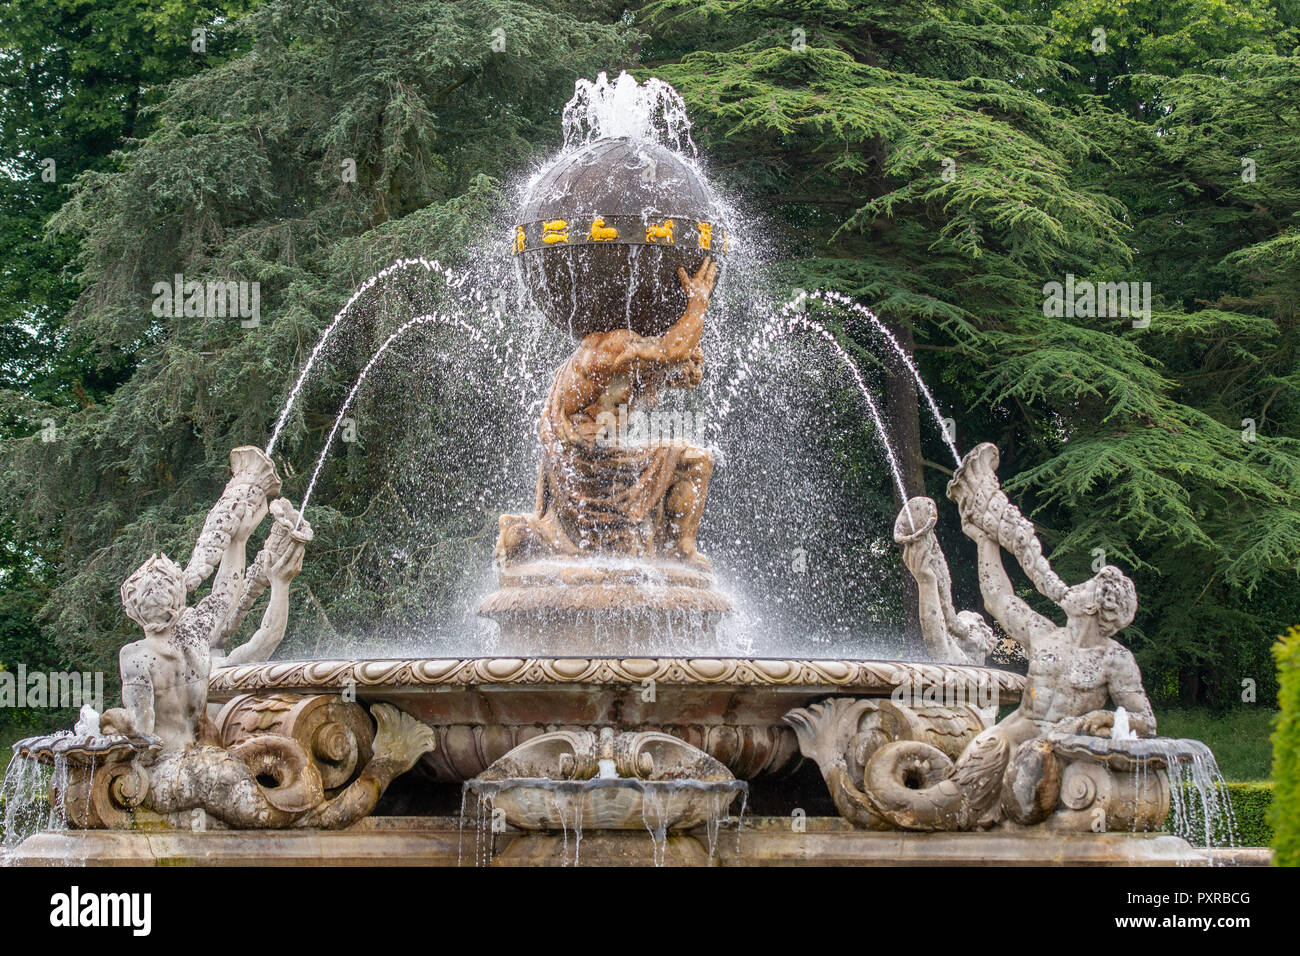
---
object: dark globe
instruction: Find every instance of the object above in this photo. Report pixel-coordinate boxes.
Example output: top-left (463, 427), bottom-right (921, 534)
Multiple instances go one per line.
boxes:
top-left (515, 138), bottom-right (727, 338)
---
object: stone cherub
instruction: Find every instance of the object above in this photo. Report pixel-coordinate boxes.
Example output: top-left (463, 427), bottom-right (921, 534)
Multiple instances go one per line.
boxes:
top-left (859, 442), bottom-right (1157, 830)
top-left (496, 257), bottom-right (719, 569)
top-left (101, 450), bottom-right (310, 749)
top-left (89, 446), bottom-right (434, 829)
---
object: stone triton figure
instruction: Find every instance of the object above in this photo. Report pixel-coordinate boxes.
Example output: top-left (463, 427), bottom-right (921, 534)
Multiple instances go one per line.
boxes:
top-left (948, 442), bottom-right (1156, 746)
top-left (965, 523), bottom-right (1156, 745)
top-left (496, 256), bottom-right (719, 569)
top-left (102, 482), bottom-right (311, 750)
top-left (837, 442), bottom-right (1161, 831)
top-left (48, 446), bottom-right (438, 831)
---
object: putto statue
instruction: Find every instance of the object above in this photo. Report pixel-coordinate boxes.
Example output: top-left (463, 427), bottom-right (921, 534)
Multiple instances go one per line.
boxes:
top-left (496, 258), bottom-right (719, 569)
top-left (793, 442), bottom-right (1168, 833)
top-left (15, 446), bottom-right (435, 830)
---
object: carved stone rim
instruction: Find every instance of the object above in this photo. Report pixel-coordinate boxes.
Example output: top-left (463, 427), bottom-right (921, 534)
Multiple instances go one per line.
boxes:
top-left (209, 657), bottom-right (1025, 699)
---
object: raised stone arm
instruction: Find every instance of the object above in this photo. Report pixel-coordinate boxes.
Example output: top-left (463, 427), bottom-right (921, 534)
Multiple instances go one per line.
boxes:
top-left (215, 531), bottom-right (308, 667)
top-left (213, 497), bottom-right (312, 656)
top-left (596, 257), bottom-right (716, 375)
top-left (894, 497), bottom-right (992, 664)
top-left (183, 447), bottom-right (282, 592)
top-left (197, 485), bottom-right (266, 645)
top-left (649, 257), bottom-right (715, 361)
top-left (971, 533), bottom-right (1056, 652)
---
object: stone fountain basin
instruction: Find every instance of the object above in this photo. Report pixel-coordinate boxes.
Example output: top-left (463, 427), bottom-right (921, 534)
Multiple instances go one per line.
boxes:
top-left (1048, 733), bottom-right (1215, 772)
top-left (12, 731), bottom-right (160, 767)
top-left (209, 657), bottom-right (1024, 783)
top-left (466, 777), bottom-right (747, 830)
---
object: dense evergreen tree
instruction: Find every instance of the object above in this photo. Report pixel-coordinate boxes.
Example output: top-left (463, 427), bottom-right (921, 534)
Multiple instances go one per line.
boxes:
top-left (0, 0), bottom-right (255, 743)
top-left (1, 0), bottom-right (639, 728)
top-left (1, 0), bottom-right (1297, 753)
top-left (639, 0), bottom-right (1300, 706)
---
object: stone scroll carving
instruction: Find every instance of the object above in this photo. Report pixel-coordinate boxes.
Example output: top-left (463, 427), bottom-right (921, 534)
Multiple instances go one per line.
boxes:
top-left (785, 697), bottom-right (993, 830)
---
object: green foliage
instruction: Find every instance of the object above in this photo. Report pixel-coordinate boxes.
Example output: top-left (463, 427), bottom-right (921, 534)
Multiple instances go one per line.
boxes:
top-left (638, 0), bottom-right (1300, 706)
top-left (0, 0), bottom-right (640, 675)
top-left (1156, 706), bottom-right (1276, 781)
top-left (0, 0), bottom-right (1297, 717)
top-left (1273, 626), bottom-right (1300, 865)
top-left (1027, 0), bottom-right (1289, 114)
top-left (0, 0), bottom-right (259, 744)
top-left (1166, 781), bottom-right (1273, 847)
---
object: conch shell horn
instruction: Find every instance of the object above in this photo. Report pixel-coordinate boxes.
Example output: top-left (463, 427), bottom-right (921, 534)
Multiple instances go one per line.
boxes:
top-left (945, 443), bottom-right (1068, 602)
top-left (183, 446), bottom-right (283, 591)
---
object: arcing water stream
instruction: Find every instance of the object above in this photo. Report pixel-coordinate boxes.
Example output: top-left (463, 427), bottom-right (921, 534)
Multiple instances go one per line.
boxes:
top-left (0, 71), bottom-right (1243, 867)
top-left (265, 257), bottom-right (473, 457)
top-left (263, 70), bottom-right (922, 660)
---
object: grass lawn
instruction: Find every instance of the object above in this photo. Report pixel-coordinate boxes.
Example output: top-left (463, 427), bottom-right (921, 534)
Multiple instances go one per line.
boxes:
top-left (1155, 706), bottom-right (1276, 782)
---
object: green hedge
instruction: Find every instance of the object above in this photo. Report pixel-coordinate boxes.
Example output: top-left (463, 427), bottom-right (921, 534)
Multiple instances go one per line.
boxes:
top-left (1154, 706), bottom-right (1275, 781)
top-left (1273, 626), bottom-right (1300, 866)
top-left (1226, 783), bottom-right (1273, 848)
top-left (1167, 781), bottom-right (1273, 847)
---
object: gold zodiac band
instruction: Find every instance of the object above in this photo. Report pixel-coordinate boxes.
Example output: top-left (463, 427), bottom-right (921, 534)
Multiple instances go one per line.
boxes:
top-left (513, 216), bottom-right (730, 256)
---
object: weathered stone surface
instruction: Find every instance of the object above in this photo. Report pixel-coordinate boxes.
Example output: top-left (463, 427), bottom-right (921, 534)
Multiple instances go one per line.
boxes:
top-left (894, 496), bottom-right (993, 665)
top-left (837, 443), bottom-right (1174, 833)
top-left (209, 656), bottom-right (1025, 781)
top-left (11, 449), bottom-right (432, 832)
top-left (468, 727), bottom-right (744, 831)
top-left (477, 560), bottom-right (731, 654)
top-left (3, 817), bottom-right (1269, 867)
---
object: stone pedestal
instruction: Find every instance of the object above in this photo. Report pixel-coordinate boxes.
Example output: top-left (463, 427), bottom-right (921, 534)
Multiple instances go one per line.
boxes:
top-left (476, 559), bottom-right (731, 655)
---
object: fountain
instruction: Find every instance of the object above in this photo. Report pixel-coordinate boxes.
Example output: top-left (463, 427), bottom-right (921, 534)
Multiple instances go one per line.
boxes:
top-left (2, 72), bottom-right (1258, 868)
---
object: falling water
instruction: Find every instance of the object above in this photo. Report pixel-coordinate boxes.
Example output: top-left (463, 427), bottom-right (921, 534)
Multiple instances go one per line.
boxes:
top-left (1162, 741), bottom-right (1238, 855)
top-left (553, 788), bottom-right (585, 866)
top-left (460, 777), bottom-right (747, 866)
top-left (810, 289), bottom-right (962, 466)
top-left (297, 312), bottom-right (488, 518)
top-left (275, 72), bottom-right (953, 658)
top-left (1117, 737), bottom-right (1238, 855)
top-left (265, 257), bottom-right (472, 456)
top-left (640, 786), bottom-right (669, 867)
top-left (1, 754), bottom-right (55, 862)
top-left (712, 306), bottom-right (913, 508)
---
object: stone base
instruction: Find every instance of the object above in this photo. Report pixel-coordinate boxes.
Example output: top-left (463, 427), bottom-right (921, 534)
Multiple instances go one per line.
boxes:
top-left (476, 559), bottom-right (732, 655)
top-left (2, 817), bottom-right (1269, 867)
